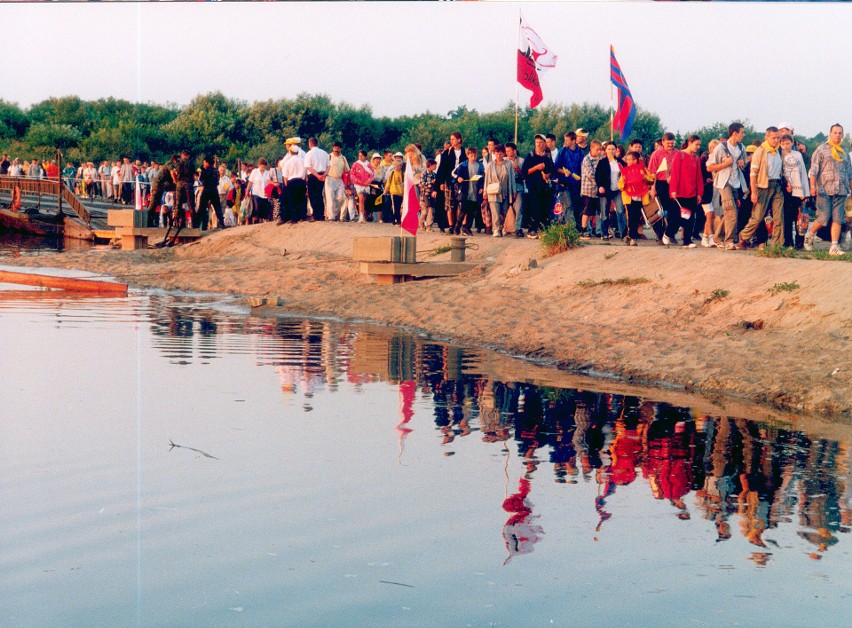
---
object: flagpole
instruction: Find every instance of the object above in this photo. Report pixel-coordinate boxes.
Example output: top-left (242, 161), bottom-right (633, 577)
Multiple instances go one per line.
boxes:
top-left (514, 8), bottom-right (521, 145)
top-left (609, 46), bottom-right (614, 143)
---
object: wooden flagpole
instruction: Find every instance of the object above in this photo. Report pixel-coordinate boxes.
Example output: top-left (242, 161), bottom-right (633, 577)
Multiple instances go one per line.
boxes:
top-left (514, 9), bottom-right (521, 145)
top-left (609, 46), bottom-right (614, 143)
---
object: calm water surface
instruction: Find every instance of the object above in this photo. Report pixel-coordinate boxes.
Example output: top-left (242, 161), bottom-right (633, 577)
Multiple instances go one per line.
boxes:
top-left (0, 284), bottom-right (849, 627)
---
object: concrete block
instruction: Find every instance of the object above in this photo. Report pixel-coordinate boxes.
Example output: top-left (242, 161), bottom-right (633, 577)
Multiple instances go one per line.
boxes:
top-left (353, 236), bottom-right (416, 262)
top-left (108, 209), bottom-right (147, 228)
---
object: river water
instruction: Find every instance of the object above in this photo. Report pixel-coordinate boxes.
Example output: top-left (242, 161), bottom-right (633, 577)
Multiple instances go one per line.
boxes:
top-left (0, 268), bottom-right (849, 626)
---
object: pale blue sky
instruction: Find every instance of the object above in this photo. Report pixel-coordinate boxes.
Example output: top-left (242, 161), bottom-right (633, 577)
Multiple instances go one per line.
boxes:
top-left (1, 1), bottom-right (848, 137)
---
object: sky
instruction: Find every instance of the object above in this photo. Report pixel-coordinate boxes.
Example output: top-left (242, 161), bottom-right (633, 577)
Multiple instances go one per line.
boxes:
top-left (1, 1), bottom-right (849, 138)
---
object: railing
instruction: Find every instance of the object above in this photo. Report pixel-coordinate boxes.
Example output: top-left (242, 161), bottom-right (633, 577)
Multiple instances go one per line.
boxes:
top-left (0, 175), bottom-right (90, 225)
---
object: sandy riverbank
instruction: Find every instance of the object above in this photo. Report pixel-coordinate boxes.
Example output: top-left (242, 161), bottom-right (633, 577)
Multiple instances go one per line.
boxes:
top-left (7, 221), bottom-right (851, 419)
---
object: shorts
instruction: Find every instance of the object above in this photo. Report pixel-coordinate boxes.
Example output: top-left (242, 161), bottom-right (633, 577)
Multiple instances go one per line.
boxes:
top-left (815, 193), bottom-right (845, 225)
top-left (581, 195), bottom-right (599, 217)
top-left (354, 185), bottom-right (371, 195)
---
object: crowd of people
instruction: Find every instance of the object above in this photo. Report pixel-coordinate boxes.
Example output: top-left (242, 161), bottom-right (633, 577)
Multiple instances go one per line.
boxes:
top-left (2, 121), bottom-right (850, 253)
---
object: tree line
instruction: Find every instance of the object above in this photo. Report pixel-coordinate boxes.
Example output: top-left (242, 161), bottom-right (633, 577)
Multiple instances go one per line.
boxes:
top-left (0, 92), bottom-right (828, 166)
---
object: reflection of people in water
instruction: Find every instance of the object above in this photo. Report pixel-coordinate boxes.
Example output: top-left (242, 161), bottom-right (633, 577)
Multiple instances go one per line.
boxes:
top-left (502, 476), bottom-right (544, 564)
top-left (644, 404), bottom-right (694, 519)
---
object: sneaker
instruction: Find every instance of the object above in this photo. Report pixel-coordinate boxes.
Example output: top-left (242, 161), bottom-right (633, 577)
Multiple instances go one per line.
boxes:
top-left (829, 244), bottom-right (845, 256)
top-left (803, 232), bottom-right (814, 251)
top-left (662, 234), bottom-right (672, 246)
top-left (580, 232), bottom-right (592, 240)
top-left (725, 243), bottom-right (737, 251)
top-left (493, 231), bottom-right (502, 238)
top-left (461, 227), bottom-right (473, 237)
top-left (683, 243), bottom-right (697, 249)
top-left (526, 231), bottom-right (538, 239)
top-left (623, 236), bottom-right (632, 246)
top-left (630, 238), bottom-right (638, 247)
top-left (515, 231), bottom-right (524, 238)
top-left (701, 234), bottom-right (710, 248)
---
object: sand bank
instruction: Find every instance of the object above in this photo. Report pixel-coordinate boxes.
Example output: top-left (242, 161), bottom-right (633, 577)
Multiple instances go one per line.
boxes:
top-left (7, 221), bottom-right (851, 420)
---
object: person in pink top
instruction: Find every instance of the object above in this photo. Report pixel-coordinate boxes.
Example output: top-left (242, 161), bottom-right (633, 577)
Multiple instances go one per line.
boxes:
top-left (669, 135), bottom-right (704, 248)
top-left (647, 132), bottom-right (680, 245)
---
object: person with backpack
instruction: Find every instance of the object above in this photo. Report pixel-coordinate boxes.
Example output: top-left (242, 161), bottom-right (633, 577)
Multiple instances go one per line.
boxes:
top-left (706, 123), bottom-right (748, 250)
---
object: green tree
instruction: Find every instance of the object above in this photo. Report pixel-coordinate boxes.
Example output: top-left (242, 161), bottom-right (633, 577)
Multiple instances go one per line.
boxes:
top-left (162, 92), bottom-right (246, 157)
top-left (0, 100), bottom-right (29, 140)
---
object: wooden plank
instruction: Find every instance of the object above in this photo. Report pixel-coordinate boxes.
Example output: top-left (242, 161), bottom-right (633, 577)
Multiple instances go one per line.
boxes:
top-left (360, 261), bottom-right (476, 278)
top-left (115, 227), bottom-right (202, 237)
top-left (0, 270), bottom-right (128, 294)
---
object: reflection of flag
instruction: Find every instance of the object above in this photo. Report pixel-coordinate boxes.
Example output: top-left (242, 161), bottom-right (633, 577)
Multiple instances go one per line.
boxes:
top-left (401, 159), bottom-right (419, 237)
top-left (396, 380), bottom-right (416, 463)
top-left (610, 46), bottom-right (636, 139)
top-left (517, 13), bottom-right (557, 109)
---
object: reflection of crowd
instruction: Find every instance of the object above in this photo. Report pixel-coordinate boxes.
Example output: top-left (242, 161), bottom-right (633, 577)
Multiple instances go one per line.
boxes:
top-left (147, 311), bottom-right (850, 561)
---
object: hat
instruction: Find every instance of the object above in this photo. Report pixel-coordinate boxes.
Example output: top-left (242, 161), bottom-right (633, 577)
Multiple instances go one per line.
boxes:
top-left (575, 128), bottom-right (589, 137)
top-left (371, 153), bottom-right (382, 160)
top-left (285, 137), bottom-right (301, 146)
top-left (745, 145), bottom-right (757, 154)
top-left (534, 133), bottom-right (547, 141)
top-left (777, 121), bottom-right (792, 131)
top-left (393, 152), bottom-right (404, 159)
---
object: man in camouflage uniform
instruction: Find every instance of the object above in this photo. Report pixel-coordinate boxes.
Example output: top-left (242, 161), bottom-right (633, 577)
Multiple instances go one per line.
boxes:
top-left (171, 150), bottom-right (196, 228)
top-left (146, 154), bottom-right (177, 227)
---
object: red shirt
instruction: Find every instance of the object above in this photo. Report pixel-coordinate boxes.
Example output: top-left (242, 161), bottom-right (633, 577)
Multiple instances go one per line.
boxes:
top-left (669, 150), bottom-right (703, 199)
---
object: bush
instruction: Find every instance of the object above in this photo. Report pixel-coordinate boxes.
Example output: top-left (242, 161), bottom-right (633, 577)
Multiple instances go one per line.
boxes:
top-left (540, 221), bottom-right (581, 256)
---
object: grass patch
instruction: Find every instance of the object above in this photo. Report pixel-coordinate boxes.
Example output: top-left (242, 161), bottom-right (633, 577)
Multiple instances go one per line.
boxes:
top-left (540, 221), bottom-right (581, 257)
top-left (705, 288), bottom-right (730, 303)
top-left (577, 276), bottom-right (651, 288)
top-left (756, 244), bottom-right (852, 262)
top-left (768, 281), bottom-right (799, 294)
top-left (757, 244), bottom-right (798, 258)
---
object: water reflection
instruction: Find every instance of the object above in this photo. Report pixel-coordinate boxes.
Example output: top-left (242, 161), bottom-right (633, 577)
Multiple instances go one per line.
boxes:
top-left (144, 306), bottom-right (850, 565)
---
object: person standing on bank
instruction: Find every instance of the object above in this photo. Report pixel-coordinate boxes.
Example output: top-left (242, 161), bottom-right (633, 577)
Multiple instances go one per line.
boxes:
top-left (738, 127), bottom-right (784, 249)
top-left (804, 123), bottom-right (852, 256)
top-left (197, 155), bottom-right (225, 229)
top-left (304, 137), bottom-right (329, 221)
top-left (522, 134), bottom-right (554, 239)
top-left (171, 150), bottom-right (196, 228)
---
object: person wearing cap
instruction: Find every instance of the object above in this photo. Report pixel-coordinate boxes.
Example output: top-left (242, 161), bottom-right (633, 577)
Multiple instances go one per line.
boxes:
top-left (383, 152), bottom-right (406, 225)
top-left (777, 122), bottom-right (808, 159)
top-left (280, 139), bottom-right (308, 223)
top-left (304, 138), bottom-right (329, 221)
top-left (737, 127), bottom-right (785, 249)
top-left (779, 133), bottom-right (809, 248)
top-left (575, 129), bottom-right (590, 155)
top-left (366, 153), bottom-right (385, 222)
top-left (324, 142), bottom-right (350, 221)
top-left (522, 134), bottom-right (555, 238)
top-left (804, 123), bottom-right (852, 256)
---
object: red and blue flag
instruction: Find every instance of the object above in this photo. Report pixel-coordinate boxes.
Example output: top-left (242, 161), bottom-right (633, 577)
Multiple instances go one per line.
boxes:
top-left (610, 46), bottom-right (636, 139)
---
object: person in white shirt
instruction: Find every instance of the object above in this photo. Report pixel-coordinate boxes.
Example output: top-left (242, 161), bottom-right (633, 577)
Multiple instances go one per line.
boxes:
top-left (304, 137), bottom-right (330, 220)
top-left (324, 142), bottom-right (350, 221)
top-left (280, 138), bottom-right (308, 223)
top-left (247, 158), bottom-right (275, 223)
